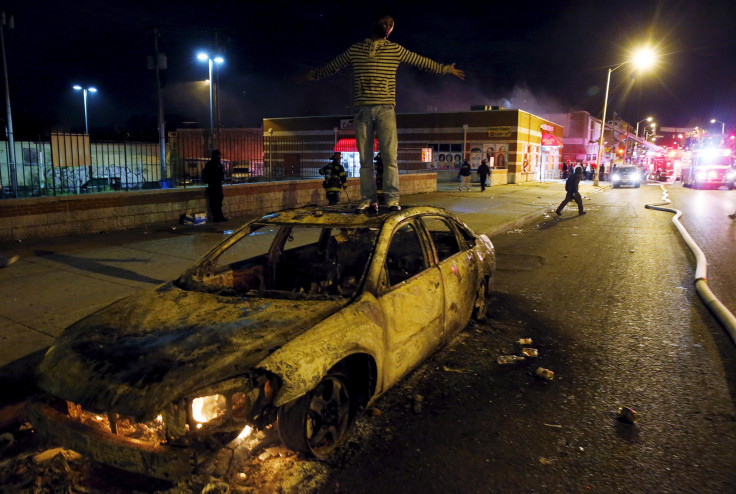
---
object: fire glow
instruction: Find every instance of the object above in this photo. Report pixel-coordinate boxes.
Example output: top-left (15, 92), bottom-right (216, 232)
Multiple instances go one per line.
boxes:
top-left (191, 394), bottom-right (227, 424)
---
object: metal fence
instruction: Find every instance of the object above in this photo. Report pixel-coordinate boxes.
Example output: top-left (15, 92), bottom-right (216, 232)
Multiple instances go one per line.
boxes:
top-left (0, 131), bottom-right (433, 198)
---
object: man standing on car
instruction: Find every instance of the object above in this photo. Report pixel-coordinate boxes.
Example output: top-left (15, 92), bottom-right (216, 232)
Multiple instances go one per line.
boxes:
top-left (202, 149), bottom-right (228, 223)
top-left (555, 166), bottom-right (586, 216)
top-left (304, 15), bottom-right (464, 213)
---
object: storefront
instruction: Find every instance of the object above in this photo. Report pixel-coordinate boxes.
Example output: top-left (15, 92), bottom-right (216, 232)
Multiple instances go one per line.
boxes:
top-left (262, 108), bottom-right (563, 185)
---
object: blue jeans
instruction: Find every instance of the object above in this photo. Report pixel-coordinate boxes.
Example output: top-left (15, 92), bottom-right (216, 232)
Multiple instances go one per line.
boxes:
top-left (354, 105), bottom-right (399, 203)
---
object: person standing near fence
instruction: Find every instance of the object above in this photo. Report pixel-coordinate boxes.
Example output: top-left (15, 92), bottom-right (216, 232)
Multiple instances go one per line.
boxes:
top-left (202, 149), bottom-right (228, 223)
top-left (303, 14), bottom-right (465, 213)
top-left (320, 152), bottom-right (348, 205)
top-left (458, 159), bottom-right (472, 191)
top-left (477, 159), bottom-right (490, 192)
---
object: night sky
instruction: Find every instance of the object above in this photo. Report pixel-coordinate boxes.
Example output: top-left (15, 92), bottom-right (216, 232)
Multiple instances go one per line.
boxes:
top-left (3, 0), bottom-right (736, 139)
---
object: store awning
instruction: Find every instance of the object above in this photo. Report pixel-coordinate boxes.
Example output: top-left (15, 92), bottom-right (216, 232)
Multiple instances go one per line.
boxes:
top-left (334, 138), bottom-right (378, 153)
top-left (541, 132), bottom-right (564, 147)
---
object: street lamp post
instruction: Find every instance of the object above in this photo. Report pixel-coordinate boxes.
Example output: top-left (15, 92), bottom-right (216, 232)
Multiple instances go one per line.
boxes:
top-left (197, 52), bottom-right (224, 147)
top-left (710, 118), bottom-right (725, 135)
top-left (594, 47), bottom-right (656, 186)
top-left (1, 11), bottom-right (18, 196)
top-left (635, 116), bottom-right (653, 138)
top-left (72, 85), bottom-right (97, 134)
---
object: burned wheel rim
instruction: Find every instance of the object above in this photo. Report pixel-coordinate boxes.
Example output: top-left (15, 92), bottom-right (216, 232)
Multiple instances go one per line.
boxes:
top-left (278, 374), bottom-right (352, 459)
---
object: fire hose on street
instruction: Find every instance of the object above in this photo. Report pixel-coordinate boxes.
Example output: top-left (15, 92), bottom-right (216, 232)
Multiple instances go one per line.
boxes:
top-left (645, 184), bottom-right (736, 344)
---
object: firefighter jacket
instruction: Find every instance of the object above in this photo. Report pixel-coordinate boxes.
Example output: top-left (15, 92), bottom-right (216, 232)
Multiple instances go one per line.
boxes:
top-left (320, 161), bottom-right (348, 192)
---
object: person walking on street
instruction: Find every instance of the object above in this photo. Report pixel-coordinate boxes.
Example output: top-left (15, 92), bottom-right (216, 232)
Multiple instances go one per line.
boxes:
top-left (320, 152), bottom-right (348, 205)
top-left (202, 149), bottom-right (228, 223)
top-left (304, 15), bottom-right (464, 213)
top-left (477, 159), bottom-right (490, 192)
top-left (458, 159), bottom-right (472, 191)
top-left (555, 166), bottom-right (586, 216)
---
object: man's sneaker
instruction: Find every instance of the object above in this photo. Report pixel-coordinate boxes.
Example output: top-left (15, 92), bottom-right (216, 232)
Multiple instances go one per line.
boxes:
top-left (356, 200), bottom-right (378, 214)
top-left (729, 213), bottom-right (736, 220)
top-left (387, 200), bottom-right (401, 211)
top-left (555, 210), bottom-right (562, 216)
top-left (579, 211), bottom-right (587, 215)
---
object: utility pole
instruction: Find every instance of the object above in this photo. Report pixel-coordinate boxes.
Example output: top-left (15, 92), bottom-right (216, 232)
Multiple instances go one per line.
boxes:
top-left (152, 28), bottom-right (167, 185)
top-left (1, 11), bottom-right (17, 196)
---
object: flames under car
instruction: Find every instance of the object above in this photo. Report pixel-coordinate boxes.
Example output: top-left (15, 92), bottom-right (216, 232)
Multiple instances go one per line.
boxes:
top-left (30, 372), bottom-right (280, 479)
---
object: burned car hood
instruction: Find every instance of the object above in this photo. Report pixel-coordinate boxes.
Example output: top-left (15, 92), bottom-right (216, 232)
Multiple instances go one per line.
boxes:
top-left (36, 283), bottom-right (347, 419)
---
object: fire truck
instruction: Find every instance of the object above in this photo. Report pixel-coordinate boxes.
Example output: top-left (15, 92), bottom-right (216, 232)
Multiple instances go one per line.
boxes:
top-left (651, 149), bottom-right (687, 182)
top-left (682, 147), bottom-right (736, 189)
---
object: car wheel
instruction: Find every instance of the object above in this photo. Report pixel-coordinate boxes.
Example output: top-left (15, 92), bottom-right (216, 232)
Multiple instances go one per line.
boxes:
top-left (613, 184), bottom-right (620, 188)
top-left (277, 373), bottom-right (353, 459)
top-left (472, 276), bottom-right (491, 320)
top-left (635, 183), bottom-right (640, 188)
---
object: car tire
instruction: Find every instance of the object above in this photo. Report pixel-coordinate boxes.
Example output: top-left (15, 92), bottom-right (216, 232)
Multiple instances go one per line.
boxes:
top-left (613, 184), bottom-right (620, 188)
top-left (635, 183), bottom-right (641, 188)
top-left (277, 373), bottom-right (353, 459)
top-left (472, 276), bottom-right (491, 321)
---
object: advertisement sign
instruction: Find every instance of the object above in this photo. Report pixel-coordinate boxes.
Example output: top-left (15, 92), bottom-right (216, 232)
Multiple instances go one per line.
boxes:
top-left (421, 148), bottom-right (433, 163)
top-left (483, 143), bottom-right (509, 169)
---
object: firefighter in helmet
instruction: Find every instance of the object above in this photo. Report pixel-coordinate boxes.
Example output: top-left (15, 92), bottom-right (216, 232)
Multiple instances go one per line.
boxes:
top-left (320, 152), bottom-right (348, 205)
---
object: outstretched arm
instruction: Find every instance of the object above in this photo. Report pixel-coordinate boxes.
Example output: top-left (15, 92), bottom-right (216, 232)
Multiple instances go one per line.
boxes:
top-left (447, 63), bottom-right (465, 80)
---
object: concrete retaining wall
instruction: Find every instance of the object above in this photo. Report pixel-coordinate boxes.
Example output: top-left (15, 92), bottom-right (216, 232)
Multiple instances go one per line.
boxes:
top-left (0, 173), bottom-right (437, 240)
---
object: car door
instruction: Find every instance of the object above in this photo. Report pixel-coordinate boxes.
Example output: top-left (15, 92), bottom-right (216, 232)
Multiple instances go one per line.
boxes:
top-left (377, 220), bottom-right (444, 388)
top-left (420, 216), bottom-right (478, 338)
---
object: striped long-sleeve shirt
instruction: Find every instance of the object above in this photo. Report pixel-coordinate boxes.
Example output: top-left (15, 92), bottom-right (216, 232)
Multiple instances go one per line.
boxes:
top-left (310, 38), bottom-right (453, 107)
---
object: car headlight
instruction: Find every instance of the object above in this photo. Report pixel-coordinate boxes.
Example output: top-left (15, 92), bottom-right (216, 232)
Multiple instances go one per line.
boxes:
top-left (631, 174), bottom-right (640, 182)
top-left (612, 173), bottom-right (621, 181)
top-left (191, 394), bottom-right (228, 427)
top-left (727, 171), bottom-right (736, 180)
top-left (695, 171), bottom-right (706, 179)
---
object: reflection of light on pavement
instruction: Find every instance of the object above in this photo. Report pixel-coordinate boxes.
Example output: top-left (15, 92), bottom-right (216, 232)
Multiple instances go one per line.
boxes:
top-left (223, 230), bottom-right (234, 235)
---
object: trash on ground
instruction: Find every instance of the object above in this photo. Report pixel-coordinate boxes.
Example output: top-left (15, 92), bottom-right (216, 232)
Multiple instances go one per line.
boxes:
top-left (536, 367), bottom-right (555, 380)
top-left (617, 406), bottom-right (639, 424)
top-left (442, 365), bottom-right (465, 373)
top-left (497, 355), bottom-right (526, 365)
top-left (32, 448), bottom-right (82, 464)
top-left (521, 348), bottom-right (539, 357)
top-left (517, 338), bottom-right (533, 345)
top-left (543, 423), bottom-right (563, 428)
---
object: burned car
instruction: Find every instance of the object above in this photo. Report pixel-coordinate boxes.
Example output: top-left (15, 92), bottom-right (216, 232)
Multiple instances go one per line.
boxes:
top-left (29, 205), bottom-right (495, 480)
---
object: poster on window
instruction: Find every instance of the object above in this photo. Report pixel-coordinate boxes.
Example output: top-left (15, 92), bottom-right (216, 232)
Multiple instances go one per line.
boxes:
top-left (470, 146), bottom-right (483, 167)
top-left (483, 143), bottom-right (508, 169)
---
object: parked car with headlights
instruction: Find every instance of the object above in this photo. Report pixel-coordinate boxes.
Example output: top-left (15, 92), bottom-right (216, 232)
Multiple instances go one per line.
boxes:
top-left (29, 205), bottom-right (495, 480)
top-left (611, 166), bottom-right (642, 188)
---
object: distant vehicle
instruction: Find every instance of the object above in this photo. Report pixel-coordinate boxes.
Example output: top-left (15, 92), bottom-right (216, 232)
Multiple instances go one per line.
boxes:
top-left (682, 147), bottom-right (736, 189)
top-left (611, 166), bottom-right (641, 188)
top-left (30, 205), bottom-right (495, 480)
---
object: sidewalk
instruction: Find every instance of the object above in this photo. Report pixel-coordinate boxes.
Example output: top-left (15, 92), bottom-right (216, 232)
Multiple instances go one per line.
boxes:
top-left (0, 180), bottom-right (608, 400)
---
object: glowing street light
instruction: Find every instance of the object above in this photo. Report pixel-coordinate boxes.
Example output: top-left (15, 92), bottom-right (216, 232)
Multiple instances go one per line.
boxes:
top-left (72, 84), bottom-right (97, 134)
top-left (710, 118), bottom-right (725, 135)
top-left (196, 52), bottom-right (224, 137)
top-left (595, 46), bottom-right (657, 185)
